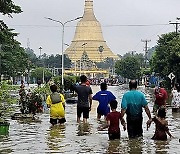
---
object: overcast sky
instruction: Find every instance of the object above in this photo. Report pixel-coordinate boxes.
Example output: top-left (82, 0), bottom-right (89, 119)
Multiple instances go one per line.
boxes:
top-left (1, 0), bottom-right (180, 56)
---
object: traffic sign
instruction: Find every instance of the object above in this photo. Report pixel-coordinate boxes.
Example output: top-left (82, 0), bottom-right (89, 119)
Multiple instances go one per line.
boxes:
top-left (168, 72), bottom-right (175, 80)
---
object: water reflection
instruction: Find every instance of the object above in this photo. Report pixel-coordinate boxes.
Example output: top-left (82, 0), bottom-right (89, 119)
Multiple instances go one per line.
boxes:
top-left (106, 138), bottom-right (144, 154)
top-left (0, 85), bottom-right (179, 153)
top-left (172, 112), bottom-right (180, 120)
top-left (77, 123), bottom-right (91, 136)
top-left (127, 138), bottom-right (143, 154)
top-left (154, 140), bottom-right (169, 154)
top-left (46, 125), bottom-right (65, 151)
top-left (0, 148), bottom-right (13, 154)
top-left (0, 136), bottom-right (12, 154)
top-left (106, 140), bottom-right (121, 153)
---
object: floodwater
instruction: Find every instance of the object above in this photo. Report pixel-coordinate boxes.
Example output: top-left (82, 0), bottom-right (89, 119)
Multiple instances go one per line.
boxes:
top-left (0, 85), bottom-right (180, 154)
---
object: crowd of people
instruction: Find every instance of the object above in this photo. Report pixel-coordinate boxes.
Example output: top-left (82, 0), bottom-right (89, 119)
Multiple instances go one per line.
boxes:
top-left (46, 75), bottom-right (180, 141)
top-left (87, 78), bottom-right (120, 86)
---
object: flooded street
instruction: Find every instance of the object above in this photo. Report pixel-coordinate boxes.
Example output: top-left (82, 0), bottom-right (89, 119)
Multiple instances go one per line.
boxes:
top-left (0, 85), bottom-right (180, 154)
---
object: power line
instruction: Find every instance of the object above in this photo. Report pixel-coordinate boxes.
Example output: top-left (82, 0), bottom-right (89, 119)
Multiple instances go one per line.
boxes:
top-left (8, 23), bottom-right (170, 28)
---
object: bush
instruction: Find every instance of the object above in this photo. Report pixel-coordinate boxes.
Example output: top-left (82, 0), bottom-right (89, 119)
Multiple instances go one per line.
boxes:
top-left (0, 82), bottom-right (18, 122)
top-left (53, 75), bottom-right (79, 92)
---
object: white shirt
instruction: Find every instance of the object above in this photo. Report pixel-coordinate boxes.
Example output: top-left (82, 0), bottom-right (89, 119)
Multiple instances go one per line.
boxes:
top-left (172, 89), bottom-right (180, 108)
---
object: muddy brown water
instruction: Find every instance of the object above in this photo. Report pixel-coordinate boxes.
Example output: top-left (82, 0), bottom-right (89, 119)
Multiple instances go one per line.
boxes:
top-left (0, 85), bottom-right (180, 153)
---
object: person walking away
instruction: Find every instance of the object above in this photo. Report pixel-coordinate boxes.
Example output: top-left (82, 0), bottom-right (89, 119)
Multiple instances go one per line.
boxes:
top-left (147, 108), bottom-right (173, 140)
top-left (153, 82), bottom-right (168, 112)
top-left (121, 80), bottom-right (152, 138)
top-left (98, 100), bottom-right (126, 140)
top-left (93, 82), bottom-right (116, 120)
top-left (46, 85), bottom-right (66, 126)
top-left (171, 83), bottom-right (180, 112)
top-left (74, 75), bottom-right (93, 123)
top-left (19, 84), bottom-right (27, 114)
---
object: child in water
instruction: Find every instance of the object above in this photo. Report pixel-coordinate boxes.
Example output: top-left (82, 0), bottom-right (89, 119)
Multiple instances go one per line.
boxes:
top-left (99, 100), bottom-right (126, 140)
top-left (147, 108), bottom-right (173, 140)
top-left (93, 82), bottom-right (116, 120)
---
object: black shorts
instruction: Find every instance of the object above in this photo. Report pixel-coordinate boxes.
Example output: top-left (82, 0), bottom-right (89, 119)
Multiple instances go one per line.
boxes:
top-left (50, 118), bottom-right (66, 125)
top-left (77, 106), bottom-right (90, 119)
top-left (108, 132), bottom-right (120, 140)
top-left (127, 115), bottom-right (143, 138)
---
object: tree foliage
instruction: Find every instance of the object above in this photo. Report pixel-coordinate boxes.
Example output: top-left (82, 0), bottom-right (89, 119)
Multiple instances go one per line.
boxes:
top-left (115, 56), bottom-right (141, 79)
top-left (0, 81), bottom-right (18, 121)
top-left (31, 67), bottom-right (53, 82)
top-left (0, 0), bottom-right (22, 17)
top-left (150, 32), bottom-right (180, 81)
top-left (37, 54), bottom-right (71, 69)
top-left (96, 57), bottom-right (115, 69)
top-left (0, 0), bottom-right (29, 79)
top-left (0, 28), bottom-right (29, 77)
top-left (25, 47), bottom-right (38, 66)
top-left (53, 75), bottom-right (78, 92)
top-left (0, 0), bottom-right (22, 31)
top-left (1, 41), bottom-right (28, 77)
top-left (123, 52), bottom-right (145, 68)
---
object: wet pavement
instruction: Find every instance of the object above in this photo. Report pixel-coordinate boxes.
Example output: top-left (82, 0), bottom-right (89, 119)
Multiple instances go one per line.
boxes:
top-left (0, 85), bottom-right (180, 154)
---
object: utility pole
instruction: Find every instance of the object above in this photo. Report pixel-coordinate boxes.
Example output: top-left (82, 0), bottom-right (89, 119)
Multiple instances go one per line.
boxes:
top-left (27, 38), bottom-right (30, 48)
top-left (141, 39), bottom-right (151, 68)
top-left (169, 18), bottom-right (180, 35)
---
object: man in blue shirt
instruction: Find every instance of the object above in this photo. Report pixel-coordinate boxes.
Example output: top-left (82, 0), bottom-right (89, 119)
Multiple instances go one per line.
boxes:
top-left (121, 80), bottom-right (152, 138)
top-left (93, 82), bottom-right (116, 120)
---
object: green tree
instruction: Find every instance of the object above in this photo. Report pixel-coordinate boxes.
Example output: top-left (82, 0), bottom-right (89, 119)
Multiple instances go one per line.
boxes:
top-left (0, 0), bottom-right (22, 31)
top-left (1, 42), bottom-right (28, 77)
top-left (0, 0), bottom-right (22, 16)
top-left (96, 57), bottom-right (115, 69)
top-left (115, 56), bottom-right (141, 79)
top-left (31, 67), bottom-right (53, 82)
top-left (53, 75), bottom-right (78, 92)
top-left (0, 0), bottom-right (28, 82)
top-left (25, 47), bottom-right (38, 66)
top-left (150, 32), bottom-right (180, 82)
top-left (0, 81), bottom-right (18, 121)
top-left (123, 52), bottom-right (145, 68)
top-left (41, 54), bottom-right (71, 69)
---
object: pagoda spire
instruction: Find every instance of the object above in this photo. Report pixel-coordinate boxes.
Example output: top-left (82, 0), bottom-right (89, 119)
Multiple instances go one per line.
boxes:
top-left (64, 0), bottom-right (119, 63)
top-left (83, 0), bottom-right (97, 21)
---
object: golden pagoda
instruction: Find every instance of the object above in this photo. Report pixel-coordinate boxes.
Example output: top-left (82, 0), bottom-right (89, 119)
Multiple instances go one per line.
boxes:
top-left (64, 0), bottom-right (119, 63)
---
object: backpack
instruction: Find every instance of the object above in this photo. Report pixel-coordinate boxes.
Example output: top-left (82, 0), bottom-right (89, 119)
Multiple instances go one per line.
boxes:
top-left (50, 92), bottom-right (62, 104)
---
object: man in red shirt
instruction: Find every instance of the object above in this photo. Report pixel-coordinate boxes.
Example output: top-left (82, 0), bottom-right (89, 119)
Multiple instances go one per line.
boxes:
top-left (153, 82), bottom-right (168, 112)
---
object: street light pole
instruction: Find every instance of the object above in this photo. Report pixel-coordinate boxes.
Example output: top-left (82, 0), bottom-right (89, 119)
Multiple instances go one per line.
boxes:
top-left (61, 25), bottom-right (65, 86)
top-left (39, 46), bottom-right (42, 58)
top-left (45, 16), bottom-right (82, 88)
top-left (39, 46), bottom-right (44, 84)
